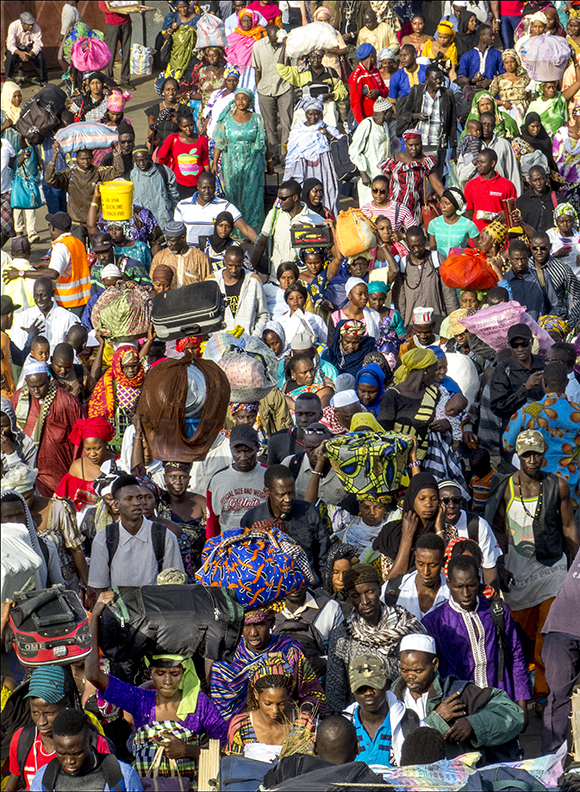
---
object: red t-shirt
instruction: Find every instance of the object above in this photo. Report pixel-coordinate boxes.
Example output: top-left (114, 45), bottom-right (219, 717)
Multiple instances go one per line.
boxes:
top-left (98, 0), bottom-right (130, 26)
top-left (9, 728), bottom-right (110, 790)
top-left (157, 134), bottom-right (210, 187)
top-left (464, 172), bottom-right (517, 231)
top-left (499, 1), bottom-right (524, 15)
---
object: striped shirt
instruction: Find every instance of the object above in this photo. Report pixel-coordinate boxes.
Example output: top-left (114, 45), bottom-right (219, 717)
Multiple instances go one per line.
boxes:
top-left (530, 255), bottom-right (580, 327)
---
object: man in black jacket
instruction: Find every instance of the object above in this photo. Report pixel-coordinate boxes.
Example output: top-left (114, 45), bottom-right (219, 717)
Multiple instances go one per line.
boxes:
top-left (267, 392), bottom-right (322, 464)
top-left (396, 65), bottom-right (457, 178)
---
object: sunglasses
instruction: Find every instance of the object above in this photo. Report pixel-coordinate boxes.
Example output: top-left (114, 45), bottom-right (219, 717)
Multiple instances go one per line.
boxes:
top-left (440, 496), bottom-right (462, 505)
top-left (304, 426), bottom-right (328, 436)
top-left (278, 194), bottom-right (294, 203)
top-left (531, 245), bottom-right (549, 251)
top-left (372, 187), bottom-right (387, 193)
top-left (510, 339), bottom-right (530, 349)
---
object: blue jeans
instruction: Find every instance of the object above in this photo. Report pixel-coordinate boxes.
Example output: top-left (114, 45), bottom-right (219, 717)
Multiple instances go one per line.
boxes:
top-left (42, 184), bottom-right (67, 214)
top-left (501, 15), bottom-right (521, 49)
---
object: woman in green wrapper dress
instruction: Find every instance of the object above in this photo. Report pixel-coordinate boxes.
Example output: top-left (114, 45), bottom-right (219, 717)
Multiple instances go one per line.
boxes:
top-left (461, 90), bottom-right (520, 141)
top-left (527, 81), bottom-right (570, 136)
top-left (211, 88), bottom-right (267, 234)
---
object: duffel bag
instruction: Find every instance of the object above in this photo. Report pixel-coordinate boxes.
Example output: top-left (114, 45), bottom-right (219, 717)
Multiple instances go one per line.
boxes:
top-left (335, 208), bottom-right (376, 257)
top-left (98, 584), bottom-right (244, 672)
top-left (325, 431), bottom-right (414, 498)
top-left (196, 525), bottom-right (317, 609)
top-left (8, 586), bottom-right (91, 666)
top-left (14, 99), bottom-right (59, 145)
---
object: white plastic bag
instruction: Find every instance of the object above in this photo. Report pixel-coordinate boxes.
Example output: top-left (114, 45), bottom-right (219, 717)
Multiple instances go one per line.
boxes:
top-left (285, 21), bottom-right (339, 59)
top-left (195, 12), bottom-right (228, 50)
top-left (1, 523), bottom-right (42, 601)
top-left (523, 34), bottom-right (570, 83)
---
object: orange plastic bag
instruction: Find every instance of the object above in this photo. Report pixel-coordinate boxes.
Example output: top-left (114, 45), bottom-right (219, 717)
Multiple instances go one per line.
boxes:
top-left (335, 208), bottom-right (376, 257)
top-left (439, 249), bottom-right (499, 290)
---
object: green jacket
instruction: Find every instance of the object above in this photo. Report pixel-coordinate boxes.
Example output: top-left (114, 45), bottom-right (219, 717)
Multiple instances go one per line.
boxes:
top-left (276, 64), bottom-right (348, 102)
top-left (391, 672), bottom-right (524, 760)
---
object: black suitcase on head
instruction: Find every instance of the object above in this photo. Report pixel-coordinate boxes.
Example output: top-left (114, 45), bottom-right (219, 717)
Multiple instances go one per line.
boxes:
top-left (151, 280), bottom-right (225, 341)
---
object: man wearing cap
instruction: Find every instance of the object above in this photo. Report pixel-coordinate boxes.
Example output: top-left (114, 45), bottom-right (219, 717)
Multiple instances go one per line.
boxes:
top-left (6, 665), bottom-right (111, 792)
top-left (399, 307), bottom-right (439, 356)
top-left (9, 278), bottom-right (79, 355)
top-left (349, 44), bottom-right (389, 124)
top-left (130, 146), bottom-right (180, 233)
top-left (149, 222), bottom-right (211, 288)
top-left (330, 389), bottom-right (363, 432)
top-left (5, 12), bottom-right (47, 86)
top-left (89, 233), bottom-right (151, 295)
top-left (326, 563), bottom-right (425, 714)
top-left (44, 141), bottom-right (124, 245)
top-left (388, 44), bottom-right (427, 103)
top-left (206, 425), bottom-right (267, 537)
top-left (344, 653), bottom-right (410, 768)
top-left (484, 429), bottom-right (578, 712)
top-left (282, 422), bottom-right (347, 506)
top-left (349, 96), bottom-right (393, 205)
top-left (393, 633), bottom-right (525, 761)
top-left (10, 360), bottom-right (82, 497)
top-left (3, 214), bottom-right (91, 318)
top-left (268, 392), bottom-right (323, 464)
top-left (488, 323), bottom-right (546, 459)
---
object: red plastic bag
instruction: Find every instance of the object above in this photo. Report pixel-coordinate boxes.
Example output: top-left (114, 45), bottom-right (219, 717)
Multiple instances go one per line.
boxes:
top-left (439, 250), bottom-right (499, 290)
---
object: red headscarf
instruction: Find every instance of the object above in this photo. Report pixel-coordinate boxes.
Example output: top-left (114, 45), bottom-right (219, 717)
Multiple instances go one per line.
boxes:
top-left (88, 344), bottom-right (145, 422)
top-left (69, 417), bottom-right (115, 446)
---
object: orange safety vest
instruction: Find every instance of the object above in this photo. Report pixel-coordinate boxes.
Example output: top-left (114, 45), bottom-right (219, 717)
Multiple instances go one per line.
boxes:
top-left (53, 234), bottom-right (91, 309)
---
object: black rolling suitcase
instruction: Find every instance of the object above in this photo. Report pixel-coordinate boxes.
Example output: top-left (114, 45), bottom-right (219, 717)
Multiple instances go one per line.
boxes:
top-left (151, 281), bottom-right (225, 341)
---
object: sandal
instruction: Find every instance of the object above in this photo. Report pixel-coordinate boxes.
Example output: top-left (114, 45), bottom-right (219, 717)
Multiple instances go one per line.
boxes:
top-left (534, 695), bottom-right (547, 717)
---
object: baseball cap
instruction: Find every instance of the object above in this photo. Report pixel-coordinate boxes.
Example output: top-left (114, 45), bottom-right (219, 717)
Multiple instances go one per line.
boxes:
top-left (229, 424), bottom-right (260, 450)
top-left (349, 654), bottom-right (388, 693)
top-left (1, 295), bottom-right (21, 315)
top-left (515, 429), bottom-right (546, 456)
top-left (25, 665), bottom-right (67, 703)
top-left (507, 323), bottom-right (533, 343)
top-left (45, 212), bottom-right (71, 231)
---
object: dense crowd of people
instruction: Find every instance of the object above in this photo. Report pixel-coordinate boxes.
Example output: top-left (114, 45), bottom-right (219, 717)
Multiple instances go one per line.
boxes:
top-left (1, 1), bottom-right (580, 790)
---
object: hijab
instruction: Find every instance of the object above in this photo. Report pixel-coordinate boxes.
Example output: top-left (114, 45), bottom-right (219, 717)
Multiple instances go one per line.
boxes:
top-left (455, 9), bottom-right (478, 59)
top-left (355, 363), bottom-right (386, 417)
top-left (1, 81), bottom-right (21, 123)
top-left (321, 319), bottom-right (376, 377)
top-left (372, 472), bottom-right (439, 558)
top-left (464, 90), bottom-right (520, 140)
top-left (520, 111), bottom-right (556, 166)
top-left (208, 211), bottom-right (234, 254)
top-left (301, 178), bottom-right (324, 213)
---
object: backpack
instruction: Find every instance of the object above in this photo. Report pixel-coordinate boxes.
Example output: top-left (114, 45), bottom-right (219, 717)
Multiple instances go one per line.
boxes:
top-left (466, 511), bottom-right (480, 543)
top-left (14, 98), bottom-right (59, 145)
top-left (41, 753), bottom-right (126, 792)
top-left (489, 596), bottom-right (508, 684)
top-left (383, 573), bottom-right (404, 608)
top-left (105, 521), bottom-right (166, 575)
top-left (155, 163), bottom-right (169, 188)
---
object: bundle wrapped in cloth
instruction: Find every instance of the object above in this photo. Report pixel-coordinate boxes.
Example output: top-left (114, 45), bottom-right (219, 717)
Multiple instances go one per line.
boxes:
top-left (196, 524), bottom-right (317, 609)
top-left (91, 281), bottom-right (151, 342)
top-left (325, 431), bottom-right (414, 497)
top-left (54, 121), bottom-right (119, 153)
top-left (285, 21), bottom-right (339, 58)
top-left (137, 354), bottom-right (230, 463)
top-left (523, 34), bottom-right (570, 82)
top-left (203, 332), bottom-right (279, 402)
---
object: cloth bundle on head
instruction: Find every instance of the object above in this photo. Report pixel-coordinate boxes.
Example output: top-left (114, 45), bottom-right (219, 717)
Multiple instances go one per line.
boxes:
top-left (107, 91), bottom-right (131, 112)
top-left (68, 416), bottom-right (115, 446)
top-left (394, 348), bottom-right (437, 384)
top-left (356, 43), bottom-right (376, 60)
top-left (553, 202), bottom-right (579, 226)
top-left (442, 188), bottom-right (466, 214)
top-left (343, 563), bottom-right (380, 591)
top-left (485, 218), bottom-right (508, 246)
top-left (538, 315), bottom-right (568, 337)
top-left (0, 462), bottom-right (38, 494)
top-left (448, 308), bottom-right (469, 336)
top-left (400, 633), bottom-right (437, 655)
top-left (412, 307), bottom-right (434, 326)
top-left (340, 319), bottom-right (366, 338)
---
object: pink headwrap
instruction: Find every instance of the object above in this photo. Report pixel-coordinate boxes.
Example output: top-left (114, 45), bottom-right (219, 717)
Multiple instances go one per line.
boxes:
top-left (107, 90), bottom-right (131, 112)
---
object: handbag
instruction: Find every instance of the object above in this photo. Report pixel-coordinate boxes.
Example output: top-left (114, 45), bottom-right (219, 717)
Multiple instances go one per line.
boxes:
top-left (140, 746), bottom-right (188, 792)
top-left (10, 162), bottom-right (43, 210)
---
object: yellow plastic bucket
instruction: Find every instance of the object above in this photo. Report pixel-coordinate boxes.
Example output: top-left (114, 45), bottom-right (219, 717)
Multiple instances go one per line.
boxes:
top-left (100, 181), bottom-right (134, 221)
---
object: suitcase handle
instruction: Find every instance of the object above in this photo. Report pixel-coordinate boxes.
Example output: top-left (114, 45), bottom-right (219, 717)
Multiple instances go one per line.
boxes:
top-left (15, 589), bottom-right (61, 622)
top-left (31, 594), bottom-right (75, 629)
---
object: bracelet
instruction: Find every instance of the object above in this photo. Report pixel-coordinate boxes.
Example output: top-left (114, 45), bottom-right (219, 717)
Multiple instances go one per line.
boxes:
top-left (312, 470), bottom-right (323, 476)
top-left (134, 435), bottom-right (144, 440)
top-left (90, 202), bottom-right (98, 207)
top-left (19, 270), bottom-right (25, 278)
top-left (407, 460), bottom-right (421, 469)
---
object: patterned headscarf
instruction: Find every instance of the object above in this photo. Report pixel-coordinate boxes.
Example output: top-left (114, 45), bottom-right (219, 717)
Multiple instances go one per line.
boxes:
top-left (538, 315), bottom-right (569, 337)
top-left (298, 247), bottom-right (328, 266)
top-left (394, 348), bottom-right (437, 384)
top-left (403, 129), bottom-right (422, 144)
top-left (340, 319), bottom-right (366, 338)
top-left (437, 20), bottom-right (455, 42)
top-left (223, 65), bottom-right (241, 80)
top-left (501, 48), bottom-right (525, 76)
top-left (231, 402), bottom-right (260, 414)
top-left (485, 218), bottom-right (508, 246)
top-left (553, 202), bottom-right (579, 226)
top-left (247, 656), bottom-right (294, 709)
top-left (88, 345), bottom-right (145, 422)
top-left (244, 606), bottom-right (275, 625)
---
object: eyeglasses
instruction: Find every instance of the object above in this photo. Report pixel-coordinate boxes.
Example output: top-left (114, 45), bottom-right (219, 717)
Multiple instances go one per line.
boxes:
top-left (509, 339), bottom-right (530, 349)
top-left (440, 496), bottom-right (462, 505)
top-left (304, 426), bottom-right (328, 436)
top-left (372, 187), bottom-right (387, 193)
top-left (531, 245), bottom-right (549, 251)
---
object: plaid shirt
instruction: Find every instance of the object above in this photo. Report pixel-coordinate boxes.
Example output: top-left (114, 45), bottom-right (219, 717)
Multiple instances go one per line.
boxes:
top-left (530, 255), bottom-right (580, 327)
top-left (417, 90), bottom-right (442, 149)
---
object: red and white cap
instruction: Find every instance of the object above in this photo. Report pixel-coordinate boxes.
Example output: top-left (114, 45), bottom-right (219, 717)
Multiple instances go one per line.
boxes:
top-left (413, 306), bottom-right (434, 326)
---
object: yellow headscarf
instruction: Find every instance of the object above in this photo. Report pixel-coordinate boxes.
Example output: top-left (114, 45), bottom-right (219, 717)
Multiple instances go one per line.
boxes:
top-left (350, 412), bottom-right (385, 434)
top-left (437, 20), bottom-right (456, 43)
top-left (146, 654), bottom-right (200, 719)
top-left (1, 81), bottom-right (22, 124)
top-left (394, 348), bottom-right (437, 384)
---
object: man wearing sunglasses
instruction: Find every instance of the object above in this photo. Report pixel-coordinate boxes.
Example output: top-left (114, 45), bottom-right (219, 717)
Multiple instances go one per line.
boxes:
top-left (282, 422), bottom-right (347, 507)
top-left (504, 239), bottom-right (562, 322)
top-left (489, 324), bottom-right (545, 468)
top-left (528, 231), bottom-right (580, 330)
top-left (436, 481), bottom-right (501, 594)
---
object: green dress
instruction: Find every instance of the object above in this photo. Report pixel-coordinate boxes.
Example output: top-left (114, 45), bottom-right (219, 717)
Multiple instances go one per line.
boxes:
top-left (461, 89), bottom-right (520, 140)
top-left (212, 104), bottom-right (266, 233)
top-left (526, 92), bottom-right (569, 136)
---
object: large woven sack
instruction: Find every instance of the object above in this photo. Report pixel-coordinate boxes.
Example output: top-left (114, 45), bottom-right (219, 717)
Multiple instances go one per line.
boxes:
top-left (523, 34), bottom-right (570, 82)
top-left (217, 348), bottom-right (277, 402)
top-left (195, 11), bottom-right (227, 50)
top-left (196, 525), bottom-right (317, 609)
top-left (325, 431), bottom-right (414, 497)
top-left (55, 122), bottom-right (119, 153)
top-left (461, 301), bottom-right (554, 355)
top-left (335, 209), bottom-right (376, 257)
top-left (439, 249), bottom-right (499, 290)
top-left (71, 37), bottom-right (112, 72)
top-left (91, 281), bottom-right (151, 341)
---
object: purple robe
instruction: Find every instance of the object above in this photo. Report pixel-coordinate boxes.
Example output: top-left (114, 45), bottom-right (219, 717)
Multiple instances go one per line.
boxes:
top-left (422, 596), bottom-right (532, 702)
